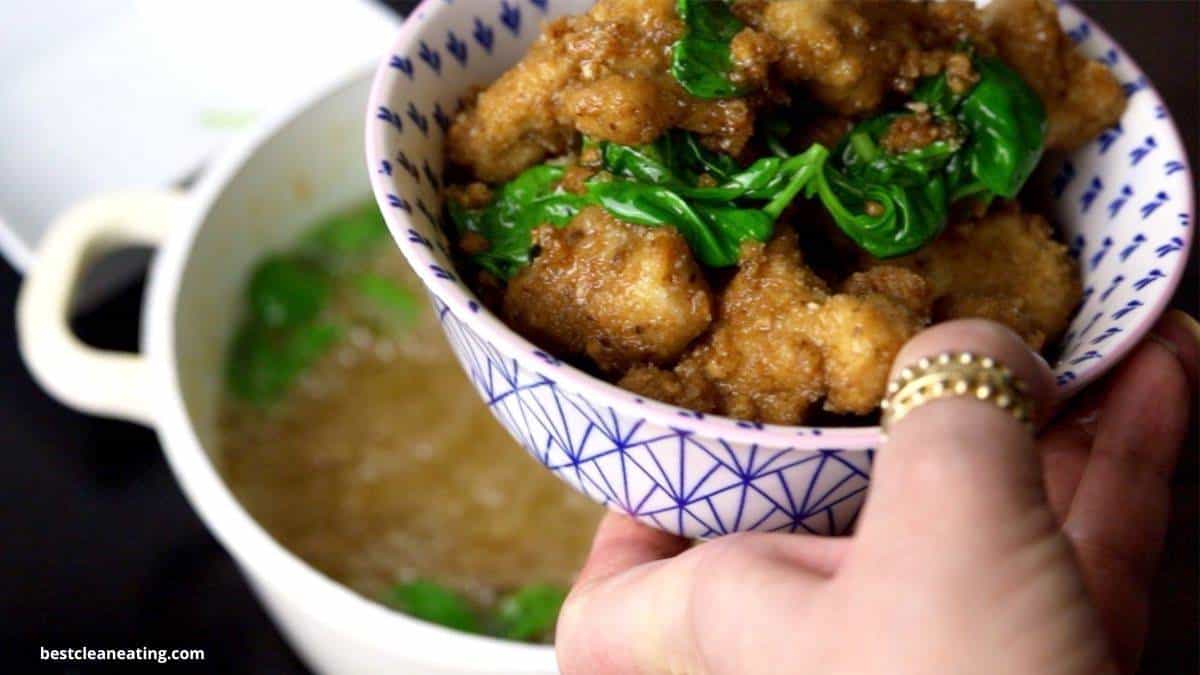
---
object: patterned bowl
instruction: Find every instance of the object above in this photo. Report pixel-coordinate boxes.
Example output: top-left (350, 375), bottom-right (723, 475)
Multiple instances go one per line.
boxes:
top-left (366, 0), bottom-right (1194, 538)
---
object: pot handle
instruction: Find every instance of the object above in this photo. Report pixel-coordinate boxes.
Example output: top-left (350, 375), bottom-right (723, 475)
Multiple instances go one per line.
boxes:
top-left (17, 191), bottom-right (185, 426)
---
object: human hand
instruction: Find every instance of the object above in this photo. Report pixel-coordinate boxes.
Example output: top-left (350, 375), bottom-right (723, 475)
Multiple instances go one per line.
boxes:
top-left (557, 314), bottom-right (1198, 675)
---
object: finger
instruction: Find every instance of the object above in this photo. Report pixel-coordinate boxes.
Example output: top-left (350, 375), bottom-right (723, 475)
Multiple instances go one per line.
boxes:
top-left (1063, 317), bottom-right (1197, 674)
top-left (1151, 310), bottom-right (1200, 388)
top-left (559, 529), bottom-right (842, 675)
top-left (1038, 384), bottom-right (1106, 522)
top-left (575, 512), bottom-right (691, 587)
top-left (853, 319), bottom-right (1059, 568)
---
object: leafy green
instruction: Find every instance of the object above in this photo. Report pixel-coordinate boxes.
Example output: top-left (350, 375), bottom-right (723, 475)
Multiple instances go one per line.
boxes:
top-left (451, 47), bottom-right (1046, 268)
top-left (226, 202), bottom-right (420, 405)
top-left (957, 56), bottom-right (1047, 198)
top-left (495, 584), bottom-right (568, 642)
top-left (354, 273), bottom-right (420, 325)
top-left (810, 52), bottom-right (1045, 258)
top-left (386, 581), bottom-right (480, 633)
top-left (248, 257), bottom-right (330, 329)
top-left (670, 0), bottom-right (746, 99)
top-left (302, 202), bottom-right (389, 257)
top-left (447, 164), bottom-right (588, 279)
top-left (227, 321), bottom-right (340, 403)
top-left (588, 179), bottom-right (745, 266)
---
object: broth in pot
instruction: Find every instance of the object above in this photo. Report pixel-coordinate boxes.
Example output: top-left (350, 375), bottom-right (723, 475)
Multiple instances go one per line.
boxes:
top-left (219, 203), bottom-right (604, 642)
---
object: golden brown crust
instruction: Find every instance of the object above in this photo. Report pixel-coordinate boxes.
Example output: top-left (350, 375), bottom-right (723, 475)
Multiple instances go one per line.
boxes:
top-left (641, 230), bottom-right (930, 423)
top-left (841, 266), bottom-right (934, 318)
top-left (743, 0), bottom-right (986, 115)
top-left (619, 365), bottom-right (720, 414)
top-left (447, 0), bottom-right (775, 182)
top-left (879, 110), bottom-right (960, 154)
top-left (503, 207), bottom-right (713, 374)
top-left (562, 75), bottom-right (678, 147)
top-left (447, 0), bottom-right (1117, 423)
top-left (881, 205), bottom-right (1082, 348)
top-left (983, 0), bottom-right (1126, 150)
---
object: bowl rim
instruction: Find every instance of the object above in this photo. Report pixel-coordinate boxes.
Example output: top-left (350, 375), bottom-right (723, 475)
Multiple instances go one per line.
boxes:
top-left (366, 0), bottom-right (1194, 452)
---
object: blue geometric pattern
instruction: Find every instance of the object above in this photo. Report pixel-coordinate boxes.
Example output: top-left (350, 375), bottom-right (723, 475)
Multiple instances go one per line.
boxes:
top-left (367, 0), bottom-right (1194, 537)
top-left (437, 297), bottom-right (873, 537)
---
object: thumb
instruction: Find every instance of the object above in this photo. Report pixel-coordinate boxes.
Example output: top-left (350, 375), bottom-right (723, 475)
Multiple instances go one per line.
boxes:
top-left (852, 319), bottom-right (1059, 568)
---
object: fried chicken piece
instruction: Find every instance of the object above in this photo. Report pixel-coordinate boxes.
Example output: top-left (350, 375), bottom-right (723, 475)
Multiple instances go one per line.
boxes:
top-left (671, 229), bottom-right (830, 423)
top-left (620, 364), bottom-right (719, 414)
top-left (882, 205), bottom-right (1082, 350)
top-left (983, 0), bottom-right (1126, 150)
top-left (504, 207), bottom-right (713, 374)
top-left (447, 0), bottom-right (773, 182)
top-left (740, 0), bottom-right (985, 115)
top-left (621, 229), bottom-right (930, 423)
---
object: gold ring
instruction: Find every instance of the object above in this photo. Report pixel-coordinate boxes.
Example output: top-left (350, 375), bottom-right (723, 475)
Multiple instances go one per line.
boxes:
top-left (880, 352), bottom-right (1034, 434)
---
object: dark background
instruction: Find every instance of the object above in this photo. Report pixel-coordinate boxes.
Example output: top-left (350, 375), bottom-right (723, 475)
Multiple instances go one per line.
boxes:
top-left (1, 1), bottom-right (1196, 672)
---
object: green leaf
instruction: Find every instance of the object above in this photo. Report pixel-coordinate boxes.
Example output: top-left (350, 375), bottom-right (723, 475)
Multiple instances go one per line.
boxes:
top-left (495, 584), bottom-right (568, 642)
top-left (587, 179), bottom-right (742, 267)
top-left (808, 163), bottom-right (949, 259)
top-left (227, 320), bottom-right (340, 404)
top-left (353, 273), bottom-right (421, 325)
top-left (814, 50), bottom-right (1045, 257)
top-left (670, 0), bottom-right (746, 99)
top-left (386, 581), bottom-right (480, 634)
top-left (248, 257), bottom-right (330, 329)
top-left (446, 165), bottom-right (588, 279)
top-left (959, 56), bottom-right (1047, 198)
top-left (303, 202), bottom-right (388, 257)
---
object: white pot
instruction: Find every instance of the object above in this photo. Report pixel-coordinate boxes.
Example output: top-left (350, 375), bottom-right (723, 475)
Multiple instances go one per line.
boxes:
top-left (17, 68), bottom-right (558, 675)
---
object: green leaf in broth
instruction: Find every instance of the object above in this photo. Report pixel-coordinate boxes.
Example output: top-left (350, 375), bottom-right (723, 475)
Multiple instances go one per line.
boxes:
top-left (226, 321), bottom-right (341, 404)
top-left (303, 202), bottom-right (389, 257)
top-left (495, 584), bottom-right (568, 642)
top-left (248, 256), bottom-right (330, 329)
top-left (386, 581), bottom-right (480, 634)
top-left (354, 273), bottom-right (421, 325)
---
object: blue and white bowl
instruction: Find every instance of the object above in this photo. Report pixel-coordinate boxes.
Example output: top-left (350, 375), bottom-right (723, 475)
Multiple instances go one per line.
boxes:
top-left (366, 0), bottom-right (1194, 538)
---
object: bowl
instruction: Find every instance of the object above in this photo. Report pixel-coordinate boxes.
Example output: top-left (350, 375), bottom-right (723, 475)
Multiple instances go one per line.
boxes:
top-left (367, 0), bottom-right (1194, 539)
top-left (19, 68), bottom-right (560, 674)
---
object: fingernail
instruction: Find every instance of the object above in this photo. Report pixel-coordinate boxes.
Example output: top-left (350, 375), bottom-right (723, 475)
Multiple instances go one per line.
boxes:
top-left (1164, 310), bottom-right (1200, 349)
top-left (1152, 310), bottom-right (1200, 390)
top-left (1147, 333), bottom-right (1182, 360)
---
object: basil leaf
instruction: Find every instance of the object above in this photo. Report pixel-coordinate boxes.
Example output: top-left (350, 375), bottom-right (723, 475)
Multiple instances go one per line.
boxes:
top-left (495, 584), bottom-right (568, 642)
top-left (670, 0), bottom-right (746, 99)
top-left (447, 165), bottom-right (588, 280)
top-left (808, 165), bottom-right (949, 259)
top-left (386, 581), bottom-right (480, 634)
top-left (816, 50), bottom-right (1045, 257)
top-left (302, 202), bottom-right (388, 257)
top-left (354, 273), bottom-right (421, 325)
top-left (227, 320), bottom-right (340, 404)
top-left (959, 56), bottom-right (1047, 198)
top-left (248, 257), bottom-right (330, 329)
top-left (588, 179), bottom-right (741, 266)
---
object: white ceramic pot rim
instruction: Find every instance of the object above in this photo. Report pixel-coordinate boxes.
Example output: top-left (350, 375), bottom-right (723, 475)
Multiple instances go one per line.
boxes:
top-left (366, 0), bottom-right (1195, 454)
top-left (138, 66), bottom-right (558, 671)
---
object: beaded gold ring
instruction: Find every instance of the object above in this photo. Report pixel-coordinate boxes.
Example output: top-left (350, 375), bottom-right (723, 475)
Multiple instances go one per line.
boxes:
top-left (880, 352), bottom-right (1034, 434)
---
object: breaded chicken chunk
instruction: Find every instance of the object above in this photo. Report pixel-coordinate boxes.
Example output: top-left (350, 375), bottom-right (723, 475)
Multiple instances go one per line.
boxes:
top-left (447, 0), bottom-right (772, 182)
top-left (982, 0), bottom-right (1126, 150)
top-left (504, 207), bottom-right (713, 374)
top-left (740, 0), bottom-right (985, 115)
top-left (882, 205), bottom-right (1082, 350)
top-left (621, 229), bottom-right (931, 423)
